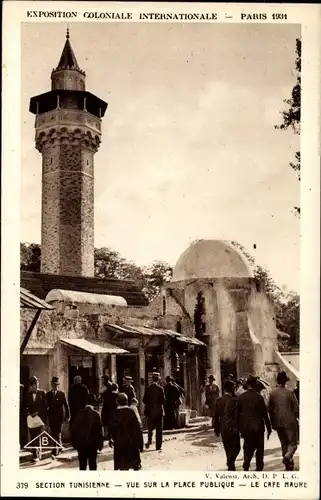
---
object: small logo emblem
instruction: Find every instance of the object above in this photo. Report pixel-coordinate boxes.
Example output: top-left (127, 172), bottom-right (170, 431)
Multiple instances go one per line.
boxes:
top-left (24, 430), bottom-right (64, 459)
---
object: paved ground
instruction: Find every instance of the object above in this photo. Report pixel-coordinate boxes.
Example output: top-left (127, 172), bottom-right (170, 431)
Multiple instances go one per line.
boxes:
top-left (21, 426), bottom-right (299, 471)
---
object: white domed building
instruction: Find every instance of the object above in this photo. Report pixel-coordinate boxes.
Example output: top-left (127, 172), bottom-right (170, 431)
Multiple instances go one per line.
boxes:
top-left (150, 239), bottom-right (280, 412)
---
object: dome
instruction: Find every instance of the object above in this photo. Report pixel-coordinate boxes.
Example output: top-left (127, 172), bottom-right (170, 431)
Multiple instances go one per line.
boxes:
top-left (172, 240), bottom-right (254, 281)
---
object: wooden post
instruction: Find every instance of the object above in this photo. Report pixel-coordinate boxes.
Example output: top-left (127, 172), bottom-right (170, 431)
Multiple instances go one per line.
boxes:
top-left (138, 345), bottom-right (145, 416)
top-left (182, 352), bottom-right (188, 407)
top-left (110, 355), bottom-right (117, 383)
top-left (20, 309), bottom-right (42, 357)
top-left (163, 340), bottom-right (171, 378)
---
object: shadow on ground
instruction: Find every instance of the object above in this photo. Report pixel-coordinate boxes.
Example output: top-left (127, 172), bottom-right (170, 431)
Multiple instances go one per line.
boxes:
top-left (183, 428), bottom-right (221, 448)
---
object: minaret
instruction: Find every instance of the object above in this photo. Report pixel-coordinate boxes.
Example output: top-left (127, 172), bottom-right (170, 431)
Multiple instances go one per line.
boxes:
top-left (29, 29), bottom-right (107, 277)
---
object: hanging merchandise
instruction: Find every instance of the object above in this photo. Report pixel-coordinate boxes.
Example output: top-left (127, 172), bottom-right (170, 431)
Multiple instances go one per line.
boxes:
top-left (174, 352), bottom-right (180, 371)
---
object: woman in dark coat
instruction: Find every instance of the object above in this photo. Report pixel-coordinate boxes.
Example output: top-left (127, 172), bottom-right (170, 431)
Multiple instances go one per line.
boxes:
top-left (109, 392), bottom-right (143, 471)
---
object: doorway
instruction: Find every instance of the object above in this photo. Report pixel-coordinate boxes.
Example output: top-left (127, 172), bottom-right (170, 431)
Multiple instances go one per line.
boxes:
top-left (220, 359), bottom-right (237, 388)
top-left (116, 354), bottom-right (139, 392)
top-left (68, 355), bottom-right (97, 395)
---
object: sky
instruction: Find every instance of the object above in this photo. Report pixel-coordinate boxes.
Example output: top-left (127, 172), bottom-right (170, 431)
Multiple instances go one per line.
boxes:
top-left (21, 22), bottom-right (300, 292)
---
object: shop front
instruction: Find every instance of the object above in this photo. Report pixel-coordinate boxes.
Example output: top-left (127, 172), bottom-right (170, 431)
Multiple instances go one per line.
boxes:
top-left (59, 337), bottom-right (129, 397)
top-left (104, 323), bottom-right (206, 414)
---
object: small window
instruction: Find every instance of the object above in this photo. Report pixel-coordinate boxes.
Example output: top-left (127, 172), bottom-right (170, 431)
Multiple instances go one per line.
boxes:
top-left (50, 158), bottom-right (53, 164)
top-left (87, 159), bottom-right (89, 165)
top-left (176, 321), bottom-right (182, 333)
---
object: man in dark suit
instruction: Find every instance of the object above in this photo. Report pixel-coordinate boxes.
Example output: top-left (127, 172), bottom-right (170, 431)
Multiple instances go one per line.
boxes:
top-left (143, 372), bottom-right (166, 451)
top-left (25, 376), bottom-right (47, 461)
top-left (164, 376), bottom-right (183, 430)
top-left (268, 371), bottom-right (299, 471)
top-left (204, 374), bottom-right (220, 427)
top-left (46, 376), bottom-right (70, 457)
top-left (71, 393), bottom-right (104, 470)
top-left (214, 380), bottom-right (240, 471)
top-left (236, 375), bottom-right (272, 471)
top-left (121, 376), bottom-right (136, 404)
top-left (68, 375), bottom-right (89, 425)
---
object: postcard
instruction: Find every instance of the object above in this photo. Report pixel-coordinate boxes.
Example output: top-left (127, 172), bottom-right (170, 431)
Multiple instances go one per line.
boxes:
top-left (1, 1), bottom-right (320, 498)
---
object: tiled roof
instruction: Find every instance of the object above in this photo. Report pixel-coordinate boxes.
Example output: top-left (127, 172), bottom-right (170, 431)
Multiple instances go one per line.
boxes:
top-left (20, 287), bottom-right (54, 310)
top-left (20, 271), bottom-right (149, 307)
top-left (106, 324), bottom-right (205, 346)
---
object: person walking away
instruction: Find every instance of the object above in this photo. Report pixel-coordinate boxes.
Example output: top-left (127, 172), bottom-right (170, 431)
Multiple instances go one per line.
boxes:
top-left (25, 376), bottom-right (47, 462)
top-left (204, 375), bottom-right (220, 427)
top-left (172, 377), bottom-right (185, 424)
top-left (46, 376), bottom-right (70, 458)
top-left (143, 372), bottom-right (166, 451)
top-left (109, 393), bottom-right (143, 470)
top-left (236, 375), bottom-right (272, 471)
top-left (101, 376), bottom-right (114, 440)
top-left (214, 380), bottom-right (240, 471)
top-left (71, 393), bottom-right (104, 470)
top-left (121, 376), bottom-right (136, 404)
top-left (164, 376), bottom-right (182, 430)
top-left (68, 375), bottom-right (89, 425)
top-left (130, 398), bottom-right (144, 453)
top-left (268, 371), bottom-right (299, 471)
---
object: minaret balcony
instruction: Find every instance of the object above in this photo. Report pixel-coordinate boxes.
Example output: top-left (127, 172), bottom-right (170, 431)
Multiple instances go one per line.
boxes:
top-left (35, 108), bottom-right (101, 135)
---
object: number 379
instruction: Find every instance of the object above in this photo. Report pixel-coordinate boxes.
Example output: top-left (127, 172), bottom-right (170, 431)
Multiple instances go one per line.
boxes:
top-left (16, 482), bottom-right (29, 489)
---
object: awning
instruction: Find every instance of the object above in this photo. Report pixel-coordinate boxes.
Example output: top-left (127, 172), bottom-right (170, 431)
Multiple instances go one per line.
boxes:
top-left (21, 287), bottom-right (54, 310)
top-left (106, 324), bottom-right (206, 346)
top-left (59, 337), bottom-right (128, 355)
top-left (275, 350), bottom-right (300, 380)
top-left (46, 289), bottom-right (127, 307)
top-left (160, 329), bottom-right (206, 346)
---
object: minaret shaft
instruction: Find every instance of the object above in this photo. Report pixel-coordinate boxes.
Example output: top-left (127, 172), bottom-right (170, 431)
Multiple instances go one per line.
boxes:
top-left (29, 30), bottom-right (107, 277)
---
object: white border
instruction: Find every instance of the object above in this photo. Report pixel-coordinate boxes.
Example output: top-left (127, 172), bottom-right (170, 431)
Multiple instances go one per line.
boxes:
top-left (1, 2), bottom-right (320, 498)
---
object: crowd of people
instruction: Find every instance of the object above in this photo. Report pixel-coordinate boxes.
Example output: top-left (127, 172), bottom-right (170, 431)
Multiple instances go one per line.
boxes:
top-left (20, 371), bottom-right (184, 470)
top-left (20, 369), bottom-right (299, 472)
top-left (210, 371), bottom-right (300, 472)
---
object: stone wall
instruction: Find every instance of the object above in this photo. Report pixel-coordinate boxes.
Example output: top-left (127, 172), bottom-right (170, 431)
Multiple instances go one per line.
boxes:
top-left (36, 112), bottom-right (101, 277)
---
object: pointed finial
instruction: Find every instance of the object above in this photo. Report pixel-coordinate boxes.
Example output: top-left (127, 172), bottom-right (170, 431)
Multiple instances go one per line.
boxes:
top-left (66, 26), bottom-right (70, 39)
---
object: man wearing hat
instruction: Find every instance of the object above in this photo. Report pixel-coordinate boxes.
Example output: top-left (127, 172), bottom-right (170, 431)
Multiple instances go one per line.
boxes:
top-left (268, 371), bottom-right (299, 471)
top-left (204, 375), bottom-right (220, 428)
top-left (121, 376), bottom-right (136, 405)
top-left (235, 375), bottom-right (272, 471)
top-left (68, 375), bottom-right (89, 424)
top-left (46, 376), bottom-right (70, 457)
top-left (24, 376), bottom-right (47, 461)
top-left (71, 393), bottom-right (104, 470)
top-left (143, 372), bottom-right (166, 451)
top-left (214, 380), bottom-right (240, 471)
